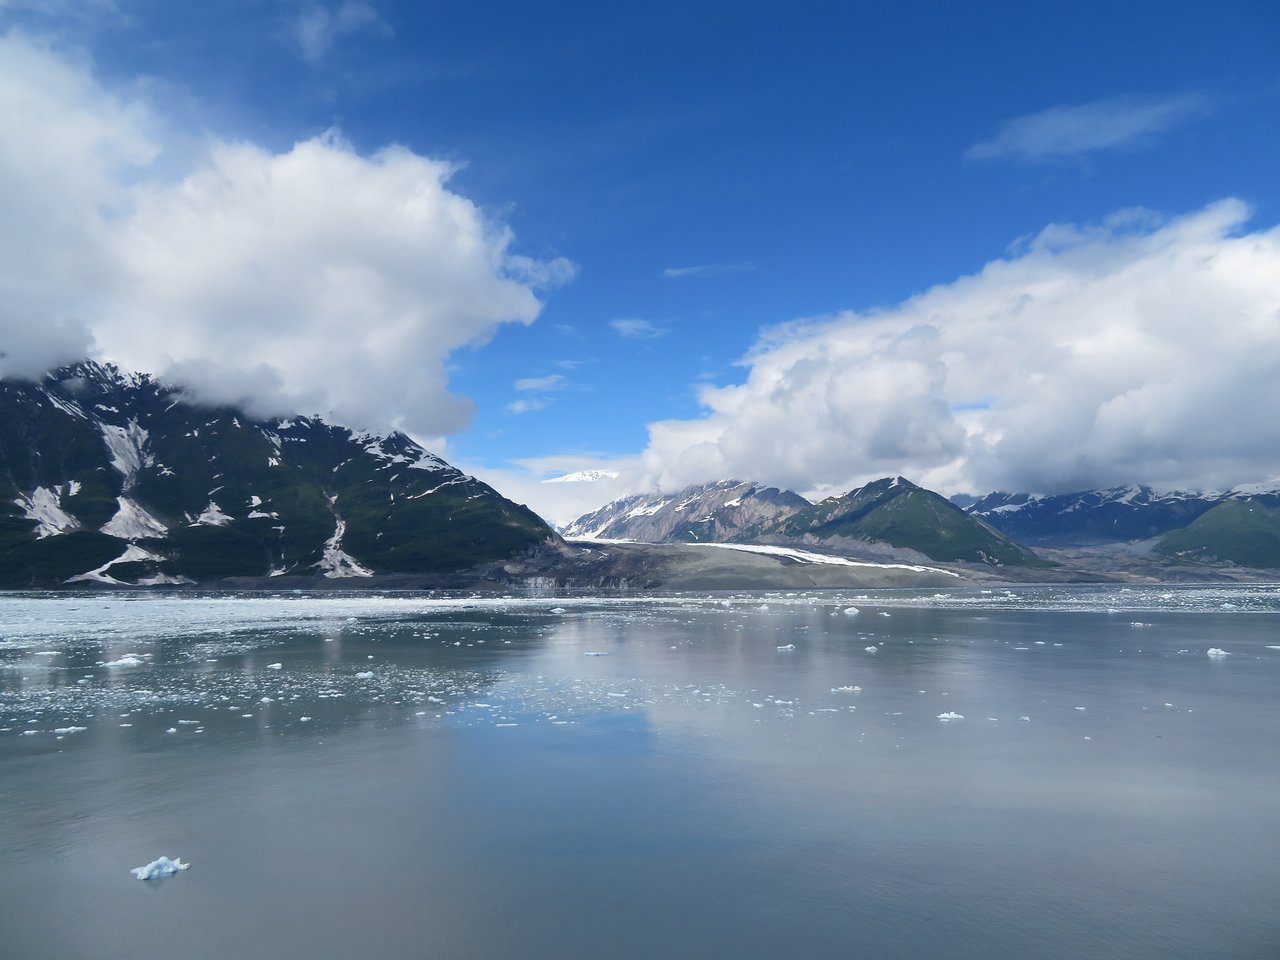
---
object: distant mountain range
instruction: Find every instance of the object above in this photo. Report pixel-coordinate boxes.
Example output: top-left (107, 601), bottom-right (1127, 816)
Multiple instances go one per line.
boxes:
top-left (566, 477), bottom-right (1280, 569)
top-left (562, 479), bottom-right (809, 543)
top-left (0, 362), bottom-right (554, 587)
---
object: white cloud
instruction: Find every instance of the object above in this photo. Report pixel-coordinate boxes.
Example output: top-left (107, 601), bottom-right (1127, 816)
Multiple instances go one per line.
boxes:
top-left (462, 454), bottom-right (645, 526)
top-left (641, 200), bottom-right (1280, 496)
top-left (0, 33), bottom-right (572, 438)
top-left (514, 374), bottom-right (566, 392)
top-left (610, 318), bottom-right (668, 340)
top-left (288, 2), bottom-right (391, 63)
top-left (662, 262), bottom-right (755, 279)
top-left (505, 397), bottom-right (550, 415)
top-left (967, 93), bottom-right (1211, 163)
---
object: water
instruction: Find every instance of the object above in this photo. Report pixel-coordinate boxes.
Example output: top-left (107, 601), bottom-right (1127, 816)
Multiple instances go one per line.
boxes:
top-left (2, 585), bottom-right (1278, 959)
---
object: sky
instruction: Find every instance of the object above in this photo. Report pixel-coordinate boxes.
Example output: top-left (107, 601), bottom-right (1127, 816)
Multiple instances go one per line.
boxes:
top-left (1, 0), bottom-right (1278, 524)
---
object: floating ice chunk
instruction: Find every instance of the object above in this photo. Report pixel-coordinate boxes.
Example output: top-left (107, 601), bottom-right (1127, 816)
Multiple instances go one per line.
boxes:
top-left (583, 651), bottom-right (609, 656)
top-left (103, 655), bottom-right (145, 668)
top-left (937, 712), bottom-right (964, 721)
top-left (299, 717), bottom-right (312, 722)
top-left (878, 612), bottom-right (891, 617)
top-left (831, 685), bottom-right (861, 693)
top-left (266, 662), bottom-right (283, 670)
top-left (1206, 648), bottom-right (1230, 658)
top-left (842, 607), bottom-right (860, 616)
top-left (355, 671), bottom-right (375, 678)
top-left (1019, 716), bottom-right (1031, 722)
top-left (53, 726), bottom-right (87, 735)
top-left (130, 857), bottom-right (190, 880)
top-left (1266, 645), bottom-right (1280, 651)
top-left (1074, 706), bottom-right (1086, 711)
top-left (864, 646), bottom-right (878, 653)
top-left (776, 644), bottom-right (796, 651)
top-left (549, 607), bottom-right (567, 614)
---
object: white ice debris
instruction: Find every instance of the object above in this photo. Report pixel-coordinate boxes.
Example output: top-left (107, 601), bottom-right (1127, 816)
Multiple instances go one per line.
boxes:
top-left (1267, 645), bottom-right (1280, 651)
top-left (776, 643), bottom-right (796, 651)
top-left (101, 497), bottom-right (169, 540)
top-left (192, 501), bottom-right (233, 526)
top-left (864, 645), bottom-right (879, 653)
top-left (313, 515), bottom-right (373, 578)
top-left (355, 671), bottom-right (375, 678)
top-left (53, 726), bottom-right (88, 735)
top-left (266, 662), bottom-right (283, 670)
top-left (842, 606), bottom-right (860, 616)
top-left (583, 651), bottom-right (609, 656)
top-left (1206, 648), bottom-right (1230, 658)
top-left (937, 712), bottom-right (964, 721)
top-left (103, 655), bottom-right (145, 668)
top-left (130, 857), bottom-right (190, 880)
top-left (13, 485), bottom-right (80, 538)
top-left (549, 607), bottom-right (567, 614)
top-left (831, 685), bottom-right (861, 693)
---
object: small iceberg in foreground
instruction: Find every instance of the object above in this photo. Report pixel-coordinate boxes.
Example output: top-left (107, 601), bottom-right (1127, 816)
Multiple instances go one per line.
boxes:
top-left (130, 856), bottom-right (190, 880)
top-left (937, 712), bottom-right (964, 721)
top-left (1206, 648), bottom-right (1230, 658)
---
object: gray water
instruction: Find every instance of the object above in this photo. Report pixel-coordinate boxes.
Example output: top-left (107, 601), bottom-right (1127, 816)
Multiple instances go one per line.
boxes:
top-left (2, 585), bottom-right (1278, 959)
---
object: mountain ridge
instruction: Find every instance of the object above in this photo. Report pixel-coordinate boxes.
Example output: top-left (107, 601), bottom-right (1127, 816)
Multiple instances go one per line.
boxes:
top-left (0, 361), bottom-right (556, 587)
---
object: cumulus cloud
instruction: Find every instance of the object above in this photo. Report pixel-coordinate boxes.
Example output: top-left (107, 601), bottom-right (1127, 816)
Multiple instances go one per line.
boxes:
top-left (288, 2), bottom-right (391, 63)
top-left (610, 318), bottom-right (668, 340)
top-left (641, 200), bottom-right (1280, 496)
top-left (967, 93), bottom-right (1212, 163)
top-left (0, 32), bottom-right (571, 436)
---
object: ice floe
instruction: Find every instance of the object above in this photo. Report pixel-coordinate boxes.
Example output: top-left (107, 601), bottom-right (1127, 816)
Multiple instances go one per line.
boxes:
top-left (130, 856), bottom-right (190, 880)
top-left (1206, 648), bottom-right (1230, 658)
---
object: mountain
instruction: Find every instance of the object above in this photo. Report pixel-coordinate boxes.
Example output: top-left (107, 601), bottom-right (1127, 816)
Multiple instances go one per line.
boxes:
top-left (562, 479), bottom-right (811, 542)
top-left (1154, 493), bottom-right (1280, 568)
top-left (0, 362), bottom-right (555, 587)
top-left (754, 476), bottom-right (1042, 566)
top-left (959, 486), bottom-right (1223, 546)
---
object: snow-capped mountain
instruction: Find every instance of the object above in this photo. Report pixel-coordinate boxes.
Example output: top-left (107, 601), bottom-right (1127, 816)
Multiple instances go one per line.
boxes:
top-left (0, 362), bottom-right (554, 587)
top-left (563, 479), bottom-right (811, 543)
top-left (959, 485), bottom-right (1237, 546)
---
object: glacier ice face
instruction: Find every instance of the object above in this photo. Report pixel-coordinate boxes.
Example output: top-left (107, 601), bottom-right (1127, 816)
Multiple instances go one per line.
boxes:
top-left (130, 856), bottom-right (190, 880)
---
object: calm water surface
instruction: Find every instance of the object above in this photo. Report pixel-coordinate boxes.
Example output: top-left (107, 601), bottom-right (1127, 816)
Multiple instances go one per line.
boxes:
top-left (2, 585), bottom-right (1278, 959)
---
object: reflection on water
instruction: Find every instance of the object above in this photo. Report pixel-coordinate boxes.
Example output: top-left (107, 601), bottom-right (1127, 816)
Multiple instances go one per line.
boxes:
top-left (2, 586), bottom-right (1279, 960)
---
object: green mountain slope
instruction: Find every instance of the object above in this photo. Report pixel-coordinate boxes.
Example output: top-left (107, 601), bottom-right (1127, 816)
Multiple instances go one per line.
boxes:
top-left (751, 476), bottom-right (1043, 566)
top-left (0, 362), bottom-right (554, 587)
top-left (1154, 497), bottom-right (1280, 568)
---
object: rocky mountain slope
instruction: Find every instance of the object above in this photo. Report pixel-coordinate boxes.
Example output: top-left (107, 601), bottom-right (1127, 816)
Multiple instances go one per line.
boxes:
top-left (0, 362), bottom-right (554, 587)
top-left (562, 479), bottom-right (810, 543)
top-left (1153, 493), bottom-right (1280, 568)
top-left (753, 477), bottom-right (1042, 566)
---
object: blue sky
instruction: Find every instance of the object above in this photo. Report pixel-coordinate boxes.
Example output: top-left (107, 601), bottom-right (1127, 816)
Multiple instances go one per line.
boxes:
top-left (2, 1), bottom-right (1279, 521)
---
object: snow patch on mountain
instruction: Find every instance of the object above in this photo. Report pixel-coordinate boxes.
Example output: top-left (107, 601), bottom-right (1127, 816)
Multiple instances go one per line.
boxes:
top-left (315, 516), bottom-right (373, 578)
top-left (100, 420), bottom-right (153, 489)
top-left (13, 485), bottom-right (80, 538)
top-left (192, 501), bottom-right (232, 526)
top-left (66, 544), bottom-right (185, 585)
top-left (101, 497), bottom-right (169, 540)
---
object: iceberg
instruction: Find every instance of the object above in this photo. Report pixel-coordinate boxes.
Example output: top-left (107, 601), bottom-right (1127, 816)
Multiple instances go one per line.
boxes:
top-left (130, 856), bottom-right (190, 880)
top-left (776, 643), bottom-right (796, 651)
top-left (864, 645), bottom-right (878, 653)
top-left (1206, 648), bottom-right (1230, 658)
top-left (937, 712), bottom-right (964, 721)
